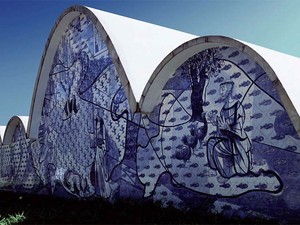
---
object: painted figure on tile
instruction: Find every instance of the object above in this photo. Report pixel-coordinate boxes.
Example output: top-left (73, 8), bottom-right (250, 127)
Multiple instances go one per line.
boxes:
top-left (92, 117), bottom-right (111, 198)
top-left (32, 15), bottom-right (130, 198)
top-left (40, 50), bottom-right (96, 197)
top-left (207, 80), bottom-right (252, 178)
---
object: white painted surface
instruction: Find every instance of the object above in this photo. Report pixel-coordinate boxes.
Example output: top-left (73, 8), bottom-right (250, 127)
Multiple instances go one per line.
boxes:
top-left (9, 5), bottom-right (300, 139)
top-left (88, 7), bottom-right (197, 102)
top-left (87, 6), bottom-right (300, 117)
top-left (17, 116), bottom-right (29, 132)
top-left (0, 126), bottom-right (6, 142)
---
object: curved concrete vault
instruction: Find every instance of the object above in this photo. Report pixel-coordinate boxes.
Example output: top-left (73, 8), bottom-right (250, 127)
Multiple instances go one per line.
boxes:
top-left (21, 5), bottom-right (300, 141)
top-left (2, 116), bottom-right (28, 145)
top-left (0, 5), bottom-right (298, 140)
top-left (1, 5), bottom-right (300, 222)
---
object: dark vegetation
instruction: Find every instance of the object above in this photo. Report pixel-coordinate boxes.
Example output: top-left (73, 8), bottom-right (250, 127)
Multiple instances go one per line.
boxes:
top-left (0, 191), bottom-right (279, 224)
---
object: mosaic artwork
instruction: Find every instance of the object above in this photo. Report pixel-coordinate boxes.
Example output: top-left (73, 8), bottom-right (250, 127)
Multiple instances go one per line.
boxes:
top-left (30, 15), bottom-right (130, 198)
top-left (0, 121), bottom-right (38, 190)
top-left (1, 14), bottom-right (300, 222)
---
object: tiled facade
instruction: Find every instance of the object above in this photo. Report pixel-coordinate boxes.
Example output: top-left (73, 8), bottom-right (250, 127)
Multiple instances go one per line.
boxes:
top-left (1, 13), bottom-right (300, 222)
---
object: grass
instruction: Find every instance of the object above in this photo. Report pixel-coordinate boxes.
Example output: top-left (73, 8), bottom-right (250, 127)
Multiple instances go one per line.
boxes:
top-left (0, 213), bottom-right (26, 225)
top-left (0, 191), bottom-right (279, 224)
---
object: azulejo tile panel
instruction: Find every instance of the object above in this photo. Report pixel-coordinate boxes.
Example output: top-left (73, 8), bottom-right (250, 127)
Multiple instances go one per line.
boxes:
top-left (0, 14), bottom-right (299, 222)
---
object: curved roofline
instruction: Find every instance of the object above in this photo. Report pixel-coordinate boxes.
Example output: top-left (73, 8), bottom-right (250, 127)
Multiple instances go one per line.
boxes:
top-left (3, 116), bottom-right (28, 145)
top-left (139, 35), bottom-right (300, 135)
top-left (27, 5), bottom-right (300, 139)
top-left (28, 5), bottom-right (136, 139)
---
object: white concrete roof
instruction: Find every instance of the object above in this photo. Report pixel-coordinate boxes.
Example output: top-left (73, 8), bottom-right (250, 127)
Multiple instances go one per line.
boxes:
top-left (26, 5), bottom-right (300, 139)
top-left (87, 7), bottom-right (197, 104)
top-left (17, 116), bottom-right (29, 131)
top-left (0, 126), bottom-right (6, 143)
top-left (88, 6), bottom-right (300, 118)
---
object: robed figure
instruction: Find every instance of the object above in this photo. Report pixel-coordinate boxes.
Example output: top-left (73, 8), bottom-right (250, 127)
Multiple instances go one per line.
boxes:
top-left (93, 117), bottom-right (111, 198)
top-left (207, 80), bottom-right (252, 178)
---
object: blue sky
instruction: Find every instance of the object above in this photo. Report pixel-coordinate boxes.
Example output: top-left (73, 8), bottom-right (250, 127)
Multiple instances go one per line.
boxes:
top-left (0, 0), bottom-right (300, 126)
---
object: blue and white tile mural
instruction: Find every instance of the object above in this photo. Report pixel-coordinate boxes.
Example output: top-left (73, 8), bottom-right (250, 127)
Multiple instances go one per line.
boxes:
top-left (0, 121), bottom-right (38, 191)
top-left (32, 15), bottom-right (130, 198)
top-left (1, 13), bottom-right (300, 222)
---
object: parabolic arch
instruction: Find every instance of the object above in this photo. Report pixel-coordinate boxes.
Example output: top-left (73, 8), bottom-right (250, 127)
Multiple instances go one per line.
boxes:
top-left (27, 5), bottom-right (300, 141)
